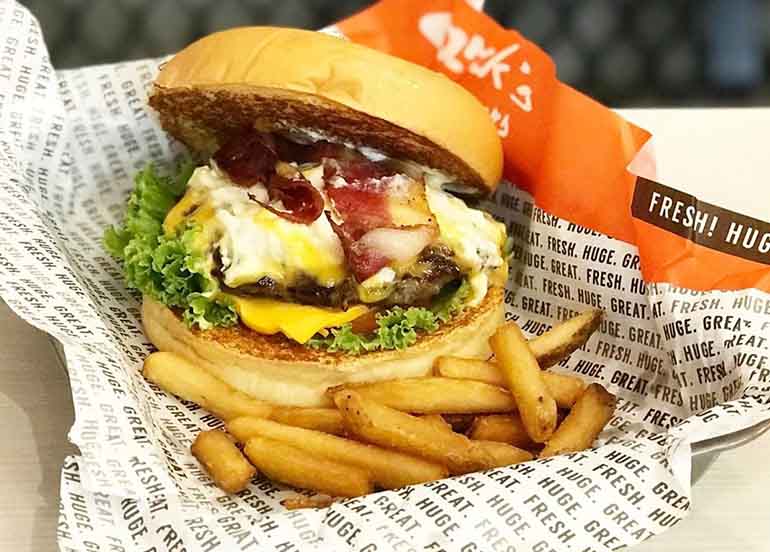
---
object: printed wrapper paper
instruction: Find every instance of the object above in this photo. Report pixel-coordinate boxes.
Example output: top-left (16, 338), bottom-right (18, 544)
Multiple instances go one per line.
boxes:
top-left (0, 0), bottom-right (769, 550)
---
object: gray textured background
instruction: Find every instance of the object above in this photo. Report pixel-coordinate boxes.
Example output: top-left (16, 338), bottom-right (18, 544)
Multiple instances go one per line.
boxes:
top-left (20, 0), bottom-right (770, 107)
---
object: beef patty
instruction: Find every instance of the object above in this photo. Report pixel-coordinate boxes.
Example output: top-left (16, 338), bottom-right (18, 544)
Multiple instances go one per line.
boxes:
top-left (226, 245), bottom-right (461, 308)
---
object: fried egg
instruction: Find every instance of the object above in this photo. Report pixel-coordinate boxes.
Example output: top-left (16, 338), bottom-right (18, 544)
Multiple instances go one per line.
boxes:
top-left (164, 164), bottom-right (506, 304)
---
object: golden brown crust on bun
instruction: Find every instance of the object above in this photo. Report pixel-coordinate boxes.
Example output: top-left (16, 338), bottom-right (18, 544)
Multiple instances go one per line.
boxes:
top-left (142, 287), bottom-right (504, 407)
top-left (150, 26), bottom-right (502, 194)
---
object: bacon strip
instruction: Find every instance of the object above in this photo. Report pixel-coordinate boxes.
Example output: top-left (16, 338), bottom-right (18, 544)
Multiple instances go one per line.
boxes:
top-left (326, 181), bottom-right (392, 234)
top-left (215, 130), bottom-right (437, 274)
top-left (247, 172), bottom-right (324, 224)
top-left (269, 172), bottom-right (324, 224)
top-left (216, 130), bottom-right (324, 224)
top-left (326, 174), bottom-right (437, 282)
top-left (325, 157), bottom-right (394, 184)
top-left (325, 178), bottom-right (391, 281)
top-left (214, 131), bottom-right (278, 186)
top-left (329, 218), bottom-right (390, 282)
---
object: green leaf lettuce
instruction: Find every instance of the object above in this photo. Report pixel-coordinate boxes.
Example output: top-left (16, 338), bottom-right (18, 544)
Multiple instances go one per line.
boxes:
top-left (104, 164), bottom-right (236, 329)
top-left (105, 163), bottom-right (474, 346)
top-left (309, 280), bottom-right (471, 354)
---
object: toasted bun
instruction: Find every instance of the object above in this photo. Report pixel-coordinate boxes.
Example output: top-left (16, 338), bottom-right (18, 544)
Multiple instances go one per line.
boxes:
top-left (142, 287), bottom-right (504, 407)
top-left (150, 26), bottom-right (502, 194)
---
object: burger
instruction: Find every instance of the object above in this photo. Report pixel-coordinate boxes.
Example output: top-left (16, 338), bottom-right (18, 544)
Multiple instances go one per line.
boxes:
top-left (105, 27), bottom-right (510, 407)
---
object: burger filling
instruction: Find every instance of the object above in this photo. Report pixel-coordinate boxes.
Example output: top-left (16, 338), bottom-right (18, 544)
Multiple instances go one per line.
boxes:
top-left (105, 130), bottom-right (508, 352)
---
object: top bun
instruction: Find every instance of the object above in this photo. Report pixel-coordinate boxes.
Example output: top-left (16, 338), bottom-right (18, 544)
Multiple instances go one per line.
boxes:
top-left (150, 26), bottom-right (503, 194)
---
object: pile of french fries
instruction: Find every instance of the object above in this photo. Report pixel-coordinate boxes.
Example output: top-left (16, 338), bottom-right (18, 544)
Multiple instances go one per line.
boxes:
top-left (143, 309), bottom-right (616, 507)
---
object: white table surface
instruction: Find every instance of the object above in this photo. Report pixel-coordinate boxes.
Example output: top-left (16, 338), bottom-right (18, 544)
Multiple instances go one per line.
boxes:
top-left (1, 300), bottom-right (769, 551)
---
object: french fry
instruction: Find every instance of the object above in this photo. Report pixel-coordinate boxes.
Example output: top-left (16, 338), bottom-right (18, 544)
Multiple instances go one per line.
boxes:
top-left (530, 309), bottom-right (603, 368)
top-left (227, 417), bottom-right (447, 489)
top-left (434, 356), bottom-right (501, 383)
top-left (433, 309), bottom-right (601, 372)
top-left (475, 440), bottom-right (534, 466)
top-left (421, 414), bottom-right (454, 432)
top-left (434, 357), bottom-right (586, 408)
top-left (334, 390), bottom-right (529, 474)
top-left (143, 353), bottom-right (346, 433)
top-left (542, 372), bottom-right (587, 409)
top-left (468, 414), bottom-right (536, 450)
top-left (328, 377), bottom-right (516, 414)
top-left (281, 495), bottom-right (335, 510)
top-left (143, 352), bottom-right (272, 420)
top-left (541, 384), bottom-right (616, 458)
top-left (191, 430), bottom-right (256, 493)
top-left (490, 323), bottom-right (557, 443)
top-left (269, 407), bottom-right (344, 435)
top-left (244, 435), bottom-right (373, 497)
top-left (441, 414), bottom-right (476, 434)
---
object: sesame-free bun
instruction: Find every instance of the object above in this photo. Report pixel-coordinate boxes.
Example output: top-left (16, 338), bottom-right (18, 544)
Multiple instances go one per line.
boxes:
top-left (149, 26), bottom-right (503, 194)
top-left (142, 287), bottom-right (504, 407)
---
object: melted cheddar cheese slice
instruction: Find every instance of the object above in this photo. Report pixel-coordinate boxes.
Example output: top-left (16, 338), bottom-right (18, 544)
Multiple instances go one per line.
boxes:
top-left (230, 296), bottom-right (369, 344)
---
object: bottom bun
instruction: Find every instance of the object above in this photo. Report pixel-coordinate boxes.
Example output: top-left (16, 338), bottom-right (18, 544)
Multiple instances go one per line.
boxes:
top-left (142, 287), bottom-right (504, 407)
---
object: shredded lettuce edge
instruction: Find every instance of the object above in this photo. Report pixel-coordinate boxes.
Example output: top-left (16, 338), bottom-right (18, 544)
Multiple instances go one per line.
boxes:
top-left (105, 162), bottom-right (474, 348)
top-left (103, 162), bottom-right (237, 330)
top-left (308, 279), bottom-right (472, 354)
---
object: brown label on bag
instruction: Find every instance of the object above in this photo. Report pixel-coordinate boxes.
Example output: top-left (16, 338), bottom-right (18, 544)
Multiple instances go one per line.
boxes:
top-left (632, 177), bottom-right (770, 266)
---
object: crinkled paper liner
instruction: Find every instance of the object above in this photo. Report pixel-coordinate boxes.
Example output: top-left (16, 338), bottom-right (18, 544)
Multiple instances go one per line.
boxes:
top-left (0, 2), bottom-right (768, 551)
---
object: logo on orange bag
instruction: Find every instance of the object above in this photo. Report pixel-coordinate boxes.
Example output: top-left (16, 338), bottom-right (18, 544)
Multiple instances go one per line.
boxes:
top-left (418, 11), bottom-right (534, 125)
